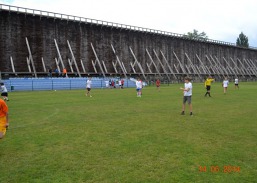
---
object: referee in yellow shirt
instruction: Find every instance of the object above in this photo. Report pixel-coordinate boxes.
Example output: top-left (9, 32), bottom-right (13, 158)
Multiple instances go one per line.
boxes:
top-left (204, 76), bottom-right (215, 97)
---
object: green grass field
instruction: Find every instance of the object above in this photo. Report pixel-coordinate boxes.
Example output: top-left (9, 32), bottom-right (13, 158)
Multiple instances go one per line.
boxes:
top-left (1, 82), bottom-right (256, 183)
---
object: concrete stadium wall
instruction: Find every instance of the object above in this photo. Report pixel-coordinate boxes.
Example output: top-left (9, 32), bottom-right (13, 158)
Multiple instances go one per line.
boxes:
top-left (1, 6), bottom-right (257, 81)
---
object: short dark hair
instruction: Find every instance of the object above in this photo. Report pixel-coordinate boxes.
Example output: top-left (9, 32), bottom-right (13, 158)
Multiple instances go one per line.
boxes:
top-left (184, 77), bottom-right (191, 81)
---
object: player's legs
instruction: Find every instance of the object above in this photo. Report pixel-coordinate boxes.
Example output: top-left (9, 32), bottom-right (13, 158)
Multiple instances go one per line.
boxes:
top-left (188, 96), bottom-right (193, 115)
top-left (235, 84), bottom-right (239, 89)
top-left (205, 86), bottom-right (211, 97)
top-left (86, 88), bottom-right (91, 96)
top-left (0, 128), bottom-right (6, 139)
top-left (181, 96), bottom-right (187, 115)
top-left (88, 88), bottom-right (92, 97)
top-left (4, 93), bottom-right (9, 101)
top-left (136, 88), bottom-right (141, 97)
top-left (224, 87), bottom-right (227, 94)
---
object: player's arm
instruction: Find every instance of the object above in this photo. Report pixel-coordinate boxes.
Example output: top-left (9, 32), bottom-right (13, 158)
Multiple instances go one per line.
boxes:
top-left (180, 87), bottom-right (190, 91)
top-left (6, 112), bottom-right (9, 127)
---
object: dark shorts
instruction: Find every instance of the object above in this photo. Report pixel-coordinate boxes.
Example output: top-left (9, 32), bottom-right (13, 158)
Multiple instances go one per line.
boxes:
top-left (206, 85), bottom-right (211, 91)
top-left (183, 96), bottom-right (192, 104)
top-left (1, 92), bottom-right (8, 97)
top-left (87, 88), bottom-right (91, 91)
top-left (235, 84), bottom-right (238, 86)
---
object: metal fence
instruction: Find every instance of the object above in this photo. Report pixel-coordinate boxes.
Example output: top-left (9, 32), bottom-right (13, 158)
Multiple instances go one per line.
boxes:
top-left (2, 78), bottom-right (138, 91)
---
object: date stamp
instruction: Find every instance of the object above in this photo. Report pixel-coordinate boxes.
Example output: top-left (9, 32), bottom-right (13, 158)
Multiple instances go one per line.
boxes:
top-left (199, 165), bottom-right (240, 173)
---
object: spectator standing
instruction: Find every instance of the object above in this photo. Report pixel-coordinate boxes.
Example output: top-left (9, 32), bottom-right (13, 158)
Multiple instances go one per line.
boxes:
top-left (62, 68), bottom-right (67, 78)
top-left (54, 68), bottom-right (60, 77)
top-left (48, 68), bottom-right (52, 77)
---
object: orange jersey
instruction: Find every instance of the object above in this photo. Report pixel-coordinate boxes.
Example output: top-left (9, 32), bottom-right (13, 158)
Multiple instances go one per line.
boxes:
top-left (0, 99), bottom-right (8, 127)
top-left (0, 99), bottom-right (8, 118)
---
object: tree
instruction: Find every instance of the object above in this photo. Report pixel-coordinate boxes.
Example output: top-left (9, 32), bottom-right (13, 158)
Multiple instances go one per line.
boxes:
top-left (236, 32), bottom-right (249, 48)
top-left (184, 29), bottom-right (208, 41)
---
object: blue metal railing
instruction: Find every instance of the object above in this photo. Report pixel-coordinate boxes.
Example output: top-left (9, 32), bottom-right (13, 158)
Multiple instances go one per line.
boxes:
top-left (3, 78), bottom-right (138, 91)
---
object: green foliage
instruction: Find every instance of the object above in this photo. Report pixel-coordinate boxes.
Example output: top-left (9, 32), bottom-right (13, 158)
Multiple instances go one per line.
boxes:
top-left (184, 29), bottom-right (208, 41)
top-left (236, 32), bottom-right (249, 48)
top-left (1, 82), bottom-right (257, 182)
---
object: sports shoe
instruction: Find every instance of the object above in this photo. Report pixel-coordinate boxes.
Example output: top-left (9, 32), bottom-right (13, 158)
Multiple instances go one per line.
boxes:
top-left (190, 112), bottom-right (193, 116)
top-left (181, 111), bottom-right (185, 115)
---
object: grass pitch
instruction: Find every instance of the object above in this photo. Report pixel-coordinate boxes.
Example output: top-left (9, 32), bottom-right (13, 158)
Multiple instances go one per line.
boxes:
top-left (0, 82), bottom-right (256, 183)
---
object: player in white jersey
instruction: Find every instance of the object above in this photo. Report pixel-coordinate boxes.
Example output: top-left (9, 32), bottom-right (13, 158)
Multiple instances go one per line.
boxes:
top-left (180, 77), bottom-right (193, 116)
top-left (86, 78), bottom-right (92, 97)
top-left (136, 78), bottom-right (143, 97)
top-left (222, 77), bottom-right (229, 94)
top-left (234, 78), bottom-right (239, 89)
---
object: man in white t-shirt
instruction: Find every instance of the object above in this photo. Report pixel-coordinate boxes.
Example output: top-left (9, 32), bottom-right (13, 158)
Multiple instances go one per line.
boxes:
top-left (180, 77), bottom-right (193, 116)
top-left (223, 77), bottom-right (229, 94)
top-left (86, 78), bottom-right (92, 97)
top-left (118, 80), bottom-right (122, 89)
top-left (234, 78), bottom-right (239, 89)
top-left (136, 78), bottom-right (143, 97)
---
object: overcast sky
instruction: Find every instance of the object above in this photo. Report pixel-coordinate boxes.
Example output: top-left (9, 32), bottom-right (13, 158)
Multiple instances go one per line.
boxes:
top-left (1, 0), bottom-right (257, 47)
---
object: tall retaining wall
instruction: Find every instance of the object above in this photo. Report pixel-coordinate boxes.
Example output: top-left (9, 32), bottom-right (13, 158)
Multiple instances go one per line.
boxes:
top-left (1, 4), bottom-right (257, 81)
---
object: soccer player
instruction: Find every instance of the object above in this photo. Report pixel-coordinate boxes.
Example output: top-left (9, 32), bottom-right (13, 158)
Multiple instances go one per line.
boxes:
top-left (0, 98), bottom-right (9, 139)
top-left (121, 79), bottom-right (124, 89)
top-left (86, 78), bottom-right (92, 97)
top-left (234, 78), bottom-right (239, 89)
top-left (1, 83), bottom-right (9, 101)
top-left (180, 77), bottom-right (193, 116)
top-left (204, 76), bottom-right (214, 97)
top-left (156, 79), bottom-right (161, 92)
top-left (222, 77), bottom-right (229, 94)
top-left (136, 78), bottom-right (143, 97)
top-left (118, 80), bottom-right (122, 89)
